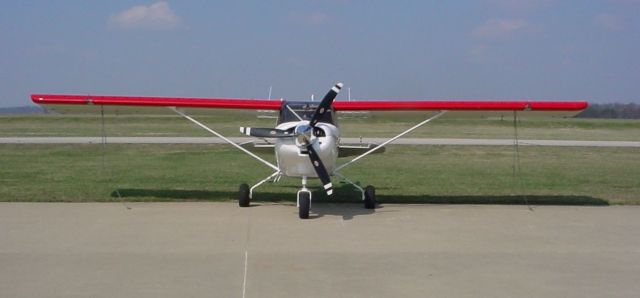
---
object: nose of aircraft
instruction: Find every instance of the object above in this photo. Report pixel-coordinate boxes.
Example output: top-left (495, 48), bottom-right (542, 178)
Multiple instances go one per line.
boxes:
top-left (294, 123), bottom-right (312, 146)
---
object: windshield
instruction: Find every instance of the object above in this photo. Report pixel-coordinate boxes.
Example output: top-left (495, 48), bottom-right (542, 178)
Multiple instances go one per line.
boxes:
top-left (278, 102), bottom-right (335, 125)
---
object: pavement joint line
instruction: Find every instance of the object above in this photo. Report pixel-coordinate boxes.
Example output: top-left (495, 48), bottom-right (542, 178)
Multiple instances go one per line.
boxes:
top-left (242, 211), bottom-right (251, 298)
top-left (242, 250), bottom-right (248, 298)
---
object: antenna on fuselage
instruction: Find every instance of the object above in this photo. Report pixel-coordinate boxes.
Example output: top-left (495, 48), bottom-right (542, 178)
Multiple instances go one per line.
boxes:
top-left (348, 87), bottom-right (351, 101)
top-left (311, 94), bottom-right (314, 102)
top-left (268, 86), bottom-right (272, 100)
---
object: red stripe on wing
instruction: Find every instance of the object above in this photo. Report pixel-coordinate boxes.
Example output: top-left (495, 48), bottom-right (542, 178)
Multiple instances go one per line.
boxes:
top-left (31, 94), bottom-right (283, 110)
top-left (333, 100), bottom-right (588, 111)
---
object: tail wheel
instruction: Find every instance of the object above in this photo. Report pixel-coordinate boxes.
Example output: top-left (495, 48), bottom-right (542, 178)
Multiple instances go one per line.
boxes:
top-left (364, 185), bottom-right (376, 209)
top-left (238, 183), bottom-right (250, 207)
top-left (298, 191), bottom-right (311, 219)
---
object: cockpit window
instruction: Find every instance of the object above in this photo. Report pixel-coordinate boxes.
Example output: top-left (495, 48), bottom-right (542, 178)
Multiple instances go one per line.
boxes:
top-left (278, 102), bottom-right (335, 124)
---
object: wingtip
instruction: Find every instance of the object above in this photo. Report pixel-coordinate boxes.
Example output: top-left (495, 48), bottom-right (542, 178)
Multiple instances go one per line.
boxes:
top-left (30, 94), bottom-right (45, 103)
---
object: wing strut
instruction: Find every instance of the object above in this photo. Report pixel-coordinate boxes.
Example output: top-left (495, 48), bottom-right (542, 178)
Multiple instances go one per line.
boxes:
top-left (171, 107), bottom-right (279, 172)
top-left (99, 105), bottom-right (128, 209)
top-left (511, 111), bottom-right (532, 210)
top-left (334, 110), bottom-right (447, 172)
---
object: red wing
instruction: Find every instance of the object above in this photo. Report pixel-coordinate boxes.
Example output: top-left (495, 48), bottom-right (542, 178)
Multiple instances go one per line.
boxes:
top-left (31, 94), bottom-right (282, 110)
top-left (32, 94), bottom-right (588, 112)
top-left (333, 100), bottom-right (588, 111)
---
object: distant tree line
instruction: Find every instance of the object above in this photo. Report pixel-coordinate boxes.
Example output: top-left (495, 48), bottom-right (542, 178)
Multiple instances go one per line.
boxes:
top-left (0, 106), bottom-right (46, 115)
top-left (576, 103), bottom-right (640, 119)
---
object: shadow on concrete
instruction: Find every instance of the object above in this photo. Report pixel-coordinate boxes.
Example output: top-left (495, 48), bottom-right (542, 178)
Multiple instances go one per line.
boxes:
top-left (113, 188), bottom-right (238, 201)
top-left (113, 187), bottom-right (608, 206)
top-left (308, 203), bottom-right (378, 220)
top-left (112, 186), bottom-right (608, 220)
top-left (112, 184), bottom-right (359, 203)
top-left (376, 194), bottom-right (609, 206)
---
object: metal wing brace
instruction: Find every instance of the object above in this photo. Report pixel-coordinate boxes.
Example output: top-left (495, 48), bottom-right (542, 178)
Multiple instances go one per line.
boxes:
top-left (170, 107), bottom-right (279, 172)
top-left (332, 110), bottom-right (447, 200)
top-left (334, 110), bottom-right (447, 173)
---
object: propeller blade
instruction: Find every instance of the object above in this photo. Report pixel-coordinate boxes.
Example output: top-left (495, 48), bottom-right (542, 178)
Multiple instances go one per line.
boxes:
top-left (309, 82), bottom-right (343, 127)
top-left (240, 127), bottom-right (292, 138)
top-left (306, 143), bottom-right (333, 196)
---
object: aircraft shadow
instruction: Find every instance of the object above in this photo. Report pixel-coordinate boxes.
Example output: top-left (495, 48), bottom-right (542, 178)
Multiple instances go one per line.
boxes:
top-left (112, 188), bottom-right (608, 206)
top-left (111, 187), bottom-right (377, 220)
top-left (112, 186), bottom-right (608, 220)
top-left (113, 188), bottom-right (240, 201)
top-left (376, 194), bottom-right (609, 206)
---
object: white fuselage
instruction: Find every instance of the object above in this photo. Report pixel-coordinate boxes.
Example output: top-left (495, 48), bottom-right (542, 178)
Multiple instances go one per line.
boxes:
top-left (274, 121), bottom-right (340, 178)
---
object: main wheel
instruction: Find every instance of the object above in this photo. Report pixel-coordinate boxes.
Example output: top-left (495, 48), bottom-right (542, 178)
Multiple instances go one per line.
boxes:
top-left (238, 183), bottom-right (250, 207)
top-left (298, 191), bottom-right (311, 219)
top-left (364, 185), bottom-right (376, 209)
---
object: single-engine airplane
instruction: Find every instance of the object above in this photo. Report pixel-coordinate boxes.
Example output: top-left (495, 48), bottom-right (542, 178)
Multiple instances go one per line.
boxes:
top-left (32, 83), bottom-right (588, 218)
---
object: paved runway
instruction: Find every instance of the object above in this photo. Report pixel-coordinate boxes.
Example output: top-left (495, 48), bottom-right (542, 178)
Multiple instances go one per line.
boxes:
top-left (1, 203), bottom-right (639, 298)
top-left (2, 137), bottom-right (640, 147)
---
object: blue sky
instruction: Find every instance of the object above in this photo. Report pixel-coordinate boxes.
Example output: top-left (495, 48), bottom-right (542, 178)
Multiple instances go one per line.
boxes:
top-left (1, 0), bottom-right (639, 107)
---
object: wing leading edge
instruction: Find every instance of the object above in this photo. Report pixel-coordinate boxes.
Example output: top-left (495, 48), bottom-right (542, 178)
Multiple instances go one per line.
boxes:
top-left (333, 100), bottom-right (588, 111)
top-left (31, 94), bottom-right (588, 112)
top-left (31, 94), bottom-right (283, 110)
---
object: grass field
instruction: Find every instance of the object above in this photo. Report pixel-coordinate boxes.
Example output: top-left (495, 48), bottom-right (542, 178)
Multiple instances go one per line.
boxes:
top-left (1, 144), bottom-right (638, 205)
top-left (2, 114), bottom-right (638, 205)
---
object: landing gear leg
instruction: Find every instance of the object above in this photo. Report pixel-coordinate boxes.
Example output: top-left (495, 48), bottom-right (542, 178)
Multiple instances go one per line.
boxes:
top-left (297, 176), bottom-right (311, 219)
top-left (334, 172), bottom-right (376, 209)
top-left (239, 171), bottom-right (280, 208)
top-left (238, 183), bottom-right (250, 207)
top-left (364, 185), bottom-right (376, 209)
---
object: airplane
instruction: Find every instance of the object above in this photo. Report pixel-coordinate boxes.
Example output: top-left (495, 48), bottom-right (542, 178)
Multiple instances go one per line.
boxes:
top-left (31, 83), bottom-right (588, 218)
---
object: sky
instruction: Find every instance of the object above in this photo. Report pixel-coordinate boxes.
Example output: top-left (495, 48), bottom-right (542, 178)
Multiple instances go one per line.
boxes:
top-left (1, 0), bottom-right (639, 107)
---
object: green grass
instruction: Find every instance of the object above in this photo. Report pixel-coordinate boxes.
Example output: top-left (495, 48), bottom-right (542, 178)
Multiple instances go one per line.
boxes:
top-left (2, 115), bottom-right (638, 205)
top-left (1, 144), bottom-right (638, 205)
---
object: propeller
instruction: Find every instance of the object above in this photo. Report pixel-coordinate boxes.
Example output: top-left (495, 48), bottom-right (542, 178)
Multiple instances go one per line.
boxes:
top-left (310, 83), bottom-right (343, 127)
top-left (240, 82), bottom-right (343, 195)
top-left (301, 82), bottom-right (342, 195)
top-left (306, 141), bottom-right (333, 195)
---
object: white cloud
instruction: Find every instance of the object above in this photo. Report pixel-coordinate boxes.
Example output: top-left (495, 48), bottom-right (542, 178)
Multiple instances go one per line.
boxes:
top-left (108, 2), bottom-right (181, 30)
top-left (594, 13), bottom-right (624, 31)
top-left (471, 19), bottom-right (530, 40)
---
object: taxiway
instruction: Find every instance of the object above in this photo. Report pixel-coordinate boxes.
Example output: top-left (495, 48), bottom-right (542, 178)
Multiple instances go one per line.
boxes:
top-left (1, 203), bottom-right (639, 297)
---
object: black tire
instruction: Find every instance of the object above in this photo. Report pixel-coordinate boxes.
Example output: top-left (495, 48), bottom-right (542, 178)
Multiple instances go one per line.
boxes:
top-left (238, 183), bottom-right (250, 207)
top-left (364, 185), bottom-right (376, 209)
top-left (298, 191), bottom-right (311, 219)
